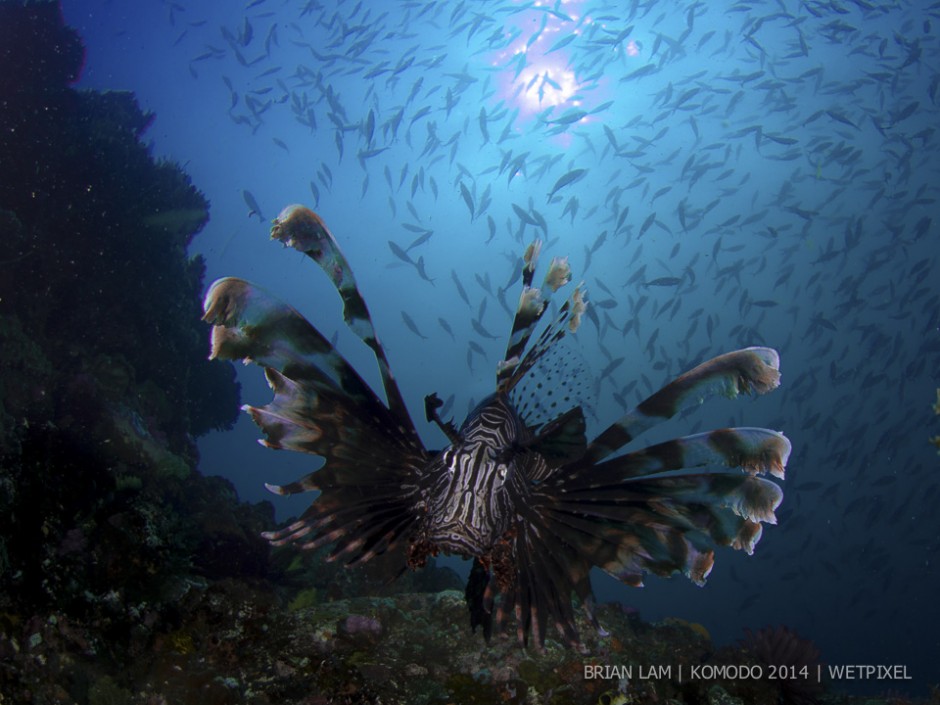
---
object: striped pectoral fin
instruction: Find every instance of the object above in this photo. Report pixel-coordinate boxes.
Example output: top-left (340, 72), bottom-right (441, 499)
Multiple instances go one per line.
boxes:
top-left (585, 347), bottom-right (782, 463)
top-left (563, 427), bottom-right (791, 484)
top-left (557, 472), bottom-right (783, 528)
top-left (269, 205), bottom-right (370, 340)
top-left (497, 243), bottom-right (577, 382)
top-left (268, 204), bottom-right (416, 436)
top-left (504, 532), bottom-right (555, 647)
top-left (262, 466), bottom-right (422, 565)
top-left (527, 406), bottom-right (588, 466)
top-left (539, 469), bottom-right (783, 591)
top-left (203, 277), bottom-right (377, 406)
top-left (499, 284), bottom-right (587, 394)
top-left (587, 520), bottom-right (719, 587)
top-left (244, 367), bottom-right (417, 467)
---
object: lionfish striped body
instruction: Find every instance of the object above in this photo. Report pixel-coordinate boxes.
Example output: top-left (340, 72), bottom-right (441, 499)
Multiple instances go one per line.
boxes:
top-left (419, 393), bottom-right (530, 557)
top-left (203, 204), bottom-right (791, 646)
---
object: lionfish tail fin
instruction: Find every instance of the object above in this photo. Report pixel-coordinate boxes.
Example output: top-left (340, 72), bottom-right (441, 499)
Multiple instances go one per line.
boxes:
top-left (269, 204), bottom-right (417, 436)
top-left (465, 558), bottom-right (494, 642)
top-left (585, 347), bottom-right (781, 463)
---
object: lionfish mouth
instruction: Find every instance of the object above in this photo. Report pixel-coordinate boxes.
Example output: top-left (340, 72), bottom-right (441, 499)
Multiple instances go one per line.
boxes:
top-left (203, 203), bottom-right (791, 648)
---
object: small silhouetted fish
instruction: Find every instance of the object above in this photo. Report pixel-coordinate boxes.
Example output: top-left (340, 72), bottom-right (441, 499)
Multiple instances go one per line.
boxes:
top-left (512, 203), bottom-right (539, 227)
top-left (472, 318), bottom-right (499, 339)
top-left (451, 270), bottom-right (471, 307)
top-left (438, 317), bottom-right (456, 340)
top-left (812, 315), bottom-right (837, 331)
top-left (406, 230), bottom-right (433, 251)
top-left (644, 277), bottom-right (682, 287)
top-left (547, 34), bottom-right (576, 53)
top-left (459, 182), bottom-right (475, 219)
top-left (415, 256), bottom-right (435, 284)
top-left (891, 101), bottom-right (919, 124)
top-left (546, 109), bottom-right (587, 126)
top-left (388, 240), bottom-right (414, 265)
top-left (638, 212), bottom-right (657, 238)
top-left (242, 190), bottom-right (264, 221)
top-left (621, 63), bottom-right (657, 82)
top-left (762, 133), bottom-right (798, 146)
top-left (826, 110), bottom-right (857, 129)
top-left (308, 181), bottom-right (320, 208)
top-left (547, 168), bottom-right (587, 202)
top-left (401, 311), bottom-right (427, 339)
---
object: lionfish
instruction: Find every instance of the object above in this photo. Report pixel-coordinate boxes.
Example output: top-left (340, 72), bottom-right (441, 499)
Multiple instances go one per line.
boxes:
top-left (203, 204), bottom-right (791, 647)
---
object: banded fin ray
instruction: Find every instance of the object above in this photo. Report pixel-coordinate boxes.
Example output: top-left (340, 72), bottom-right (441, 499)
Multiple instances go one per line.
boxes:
top-left (497, 241), bottom-right (573, 390)
top-left (561, 427), bottom-right (791, 484)
top-left (265, 482), bottom-right (422, 566)
top-left (585, 347), bottom-right (782, 464)
top-left (269, 204), bottom-right (419, 443)
top-left (499, 506), bottom-right (596, 647)
top-left (204, 277), bottom-right (387, 409)
top-left (202, 278), bottom-right (421, 458)
top-left (498, 283), bottom-right (588, 396)
top-left (530, 470), bottom-right (779, 593)
top-left (202, 269), bottom-right (427, 566)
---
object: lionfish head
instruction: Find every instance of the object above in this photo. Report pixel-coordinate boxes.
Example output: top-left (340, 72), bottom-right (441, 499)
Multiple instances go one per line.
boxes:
top-left (416, 393), bottom-right (526, 557)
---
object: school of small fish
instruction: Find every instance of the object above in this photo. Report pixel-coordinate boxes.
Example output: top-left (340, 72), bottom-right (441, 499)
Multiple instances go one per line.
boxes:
top-left (159, 0), bottom-right (938, 678)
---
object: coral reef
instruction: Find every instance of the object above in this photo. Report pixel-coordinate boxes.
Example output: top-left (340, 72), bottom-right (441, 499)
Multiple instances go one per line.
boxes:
top-left (734, 625), bottom-right (825, 705)
top-left (8, 580), bottom-right (936, 705)
top-left (0, 0), bottom-right (248, 696)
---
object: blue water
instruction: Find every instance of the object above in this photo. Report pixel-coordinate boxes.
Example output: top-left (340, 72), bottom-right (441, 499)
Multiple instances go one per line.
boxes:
top-left (64, 0), bottom-right (938, 694)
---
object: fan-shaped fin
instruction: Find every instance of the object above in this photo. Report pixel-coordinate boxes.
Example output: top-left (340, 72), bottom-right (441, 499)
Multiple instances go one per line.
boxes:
top-left (204, 278), bottom-right (375, 404)
top-left (527, 406), bottom-right (588, 466)
top-left (585, 347), bottom-right (781, 463)
top-left (498, 284), bottom-right (588, 394)
top-left (268, 204), bottom-right (417, 440)
top-left (494, 441), bottom-right (785, 645)
top-left (203, 274), bottom-right (426, 564)
top-left (561, 427), bottom-right (791, 485)
top-left (203, 279), bottom-right (423, 462)
top-left (498, 242), bottom-right (576, 389)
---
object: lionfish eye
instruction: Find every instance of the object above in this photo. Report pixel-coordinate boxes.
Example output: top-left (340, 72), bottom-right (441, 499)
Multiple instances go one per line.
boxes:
top-left (441, 448), bottom-right (456, 470)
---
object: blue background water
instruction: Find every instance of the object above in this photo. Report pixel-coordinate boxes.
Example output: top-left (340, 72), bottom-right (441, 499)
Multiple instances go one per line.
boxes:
top-left (62, 0), bottom-right (938, 694)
